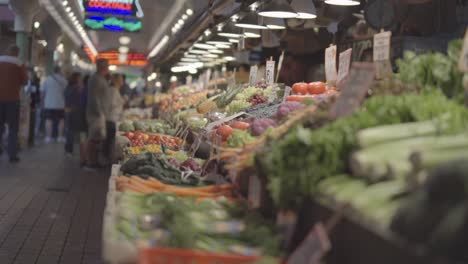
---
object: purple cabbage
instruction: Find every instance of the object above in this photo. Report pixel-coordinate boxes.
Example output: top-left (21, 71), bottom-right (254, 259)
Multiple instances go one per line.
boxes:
top-left (276, 102), bottom-right (306, 119)
top-left (251, 118), bottom-right (278, 136)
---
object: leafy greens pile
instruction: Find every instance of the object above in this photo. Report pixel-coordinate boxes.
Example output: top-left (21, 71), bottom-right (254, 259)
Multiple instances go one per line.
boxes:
top-left (258, 91), bottom-right (468, 209)
top-left (396, 39), bottom-right (467, 103)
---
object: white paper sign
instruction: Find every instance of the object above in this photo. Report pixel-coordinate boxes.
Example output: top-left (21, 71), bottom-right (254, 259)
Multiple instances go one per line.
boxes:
top-left (282, 86), bottom-right (292, 103)
top-left (266, 60), bottom-right (275, 86)
top-left (459, 29), bottom-right (468, 73)
top-left (337, 48), bottom-right (352, 84)
top-left (325, 45), bottom-right (338, 83)
top-left (373, 31), bottom-right (392, 61)
top-left (249, 65), bottom-right (258, 86)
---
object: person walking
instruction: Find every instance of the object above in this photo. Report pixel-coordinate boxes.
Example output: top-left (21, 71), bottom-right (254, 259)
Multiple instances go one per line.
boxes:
top-left (0, 45), bottom-right (27, 163)
top-left (27, 68), bottom-right (41, 147)
top-left (103, 74), bottom-right (124, 163)
top-left (64, 72), bottom-right (83, 156)
top-left (40, 66), bottom-right (67, 143)
top-left (85, 59), bottom-right (109, 169)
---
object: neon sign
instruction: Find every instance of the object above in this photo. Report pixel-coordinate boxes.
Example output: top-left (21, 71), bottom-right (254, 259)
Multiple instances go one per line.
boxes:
top-left (85, 16), bottom-right (142, 32)
top-left (82, 0), bottom-right (144, 17)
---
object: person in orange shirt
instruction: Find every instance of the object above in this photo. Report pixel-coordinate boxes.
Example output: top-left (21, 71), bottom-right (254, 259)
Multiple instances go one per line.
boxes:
top-left (0, 45), bottom-right (27, 163)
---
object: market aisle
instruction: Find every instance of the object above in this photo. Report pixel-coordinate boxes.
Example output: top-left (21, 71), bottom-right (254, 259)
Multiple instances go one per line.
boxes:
top-left (0, 143), bottom-right (108, 264)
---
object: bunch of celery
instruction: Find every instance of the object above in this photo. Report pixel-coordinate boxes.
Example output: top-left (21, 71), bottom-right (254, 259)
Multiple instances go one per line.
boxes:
top-left (352, 118), bottom-right (468, 181)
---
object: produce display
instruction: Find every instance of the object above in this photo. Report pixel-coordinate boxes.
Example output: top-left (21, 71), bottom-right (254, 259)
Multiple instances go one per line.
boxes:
top-left (104, 36), bottom-right (468, 264)
top-left (122, 131), bottom-right (183, 149)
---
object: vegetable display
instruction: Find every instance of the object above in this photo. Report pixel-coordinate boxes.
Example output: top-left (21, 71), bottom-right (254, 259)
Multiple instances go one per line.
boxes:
top-left (259, 91), bottom-right (468, 208)
top-left (122, 131), bottom-right (183, 149)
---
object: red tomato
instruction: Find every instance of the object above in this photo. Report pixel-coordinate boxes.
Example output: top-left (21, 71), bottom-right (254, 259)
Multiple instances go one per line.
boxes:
top-left (308, 82), bottom-right (327, 95)
top-left (292, 82), bottom-right (308, 95)
top-left (216, 125), bottom-right (234, 141)
top-left (231, 121), bottom-right (250, 130)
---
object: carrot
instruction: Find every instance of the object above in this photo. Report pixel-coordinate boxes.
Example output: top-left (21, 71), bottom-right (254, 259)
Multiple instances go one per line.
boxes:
top-left (128, 178), bottom-right (157, 194)
top-left (119, 183), bottom-right (152, 194)
top-left (116, 176), bottom-right (130, 184)
top-left (147, 177), bottom-right (167, 188)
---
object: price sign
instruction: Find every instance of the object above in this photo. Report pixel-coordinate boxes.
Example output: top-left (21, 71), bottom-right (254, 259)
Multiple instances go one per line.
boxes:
top-left (459, 29), bottom-right (468, 73)
top-left (111, 164), bottom-right (121, 177)
top-left (373, 31), bottom-right (392, 61)
top-left (282, 86), bottom-right (292, 103)
top-left (186, 75), bottom-right (192, 86)
top-left (325, 45), bottom-right (338, 83)
top-left (248, 174), bottom-right (262, 209)
top-left (337, 48), bottom-right (352, 88)
top-left (287, 223), bottom-right (331, 264)
top-left (331, 62), bottom-right (375, 118)
top-left (249, 65), bottom-right (258, 86)
top-left (266, 60), bottom-right (276, 86)
top-left (205, 112), bottom-right (247, 131)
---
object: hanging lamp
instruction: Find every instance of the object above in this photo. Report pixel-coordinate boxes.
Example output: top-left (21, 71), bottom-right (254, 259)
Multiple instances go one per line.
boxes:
top-left (258, 0), bottom-right (298, 19)
top-left (291, 0), bottom-right (317, 19)
top-left (324, 0), bottom-right (360, 6)
top-left (263, 17), bottom-right (286, 29)
top-left (235, 12), bottom-right (267, 29)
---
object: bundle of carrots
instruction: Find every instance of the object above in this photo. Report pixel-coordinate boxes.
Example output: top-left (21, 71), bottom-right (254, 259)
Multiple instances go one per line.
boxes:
top-left (115, 176), bottom-right (234, 201)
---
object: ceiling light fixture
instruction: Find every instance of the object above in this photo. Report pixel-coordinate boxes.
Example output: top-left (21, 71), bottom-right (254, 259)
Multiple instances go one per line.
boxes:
top-left (229, 38), bottom-right (239, 43)
top-left (291, 0), bottom-right (317, 19)
top-left (324, 0), bottom-right (360, 6)
top-left (118, 46), bottom-right (129, 53)
top-left (235, 13), bottom-right (267, 29)
top-left (244, 28), bottom-right (261, 38)
top-left (186, 9), bottom-right (193, 15)
top-left (208, 49), bottom-right (224, 54)
top-left (119, 36), bottom-right (131, 45)
top-left (34, 21), bottom-right (40, 29)
top-left (182, 14), bottom-right (188, 20)
top-left (206, 35), bottom-right (232, 45)
top-left (218, 23), bottom-right (243, 38)
top-left (193, 43), bottom-right (216, 50)
top-left (223, 56), bottom-right (236, 61)
top-left (62, 0), bottom-right (68, 6)
top-left (215, 44), bottom-right (231, 49)
top-left (65, 6), bottom-right (71, 12)
top-left (148, 35), bottom-right (170, 58)
top-left (203, 54), bottom-right (219, 58)
top-left (189, 49), bottom-right (208, 55)
top-left (258, 0), bottom-right (298, 19)
top-left (181, 58), bottom-right (199, 62)
top-left (263, 17), bottom-right (286, 29)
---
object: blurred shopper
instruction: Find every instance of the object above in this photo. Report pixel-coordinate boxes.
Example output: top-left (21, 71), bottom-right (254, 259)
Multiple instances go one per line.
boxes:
top-left (64, 72), bottom-right (83, 156)
top-left (103, 74), bottom-right (124, 163)
top-left (86, 59), bottom-right (109, 169)
top-left (0, 45), bottom-right (27, 163)
top-left (79, 75), bottom-right (90, 166)
top-left (41, 66), bottom-right (67, 143)
top-left (27, 68), bottom-right (41, 146)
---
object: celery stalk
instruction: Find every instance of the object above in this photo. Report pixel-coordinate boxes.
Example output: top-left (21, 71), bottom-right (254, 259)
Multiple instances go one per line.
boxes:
top-left (357, 119), bottom-right (446, 148)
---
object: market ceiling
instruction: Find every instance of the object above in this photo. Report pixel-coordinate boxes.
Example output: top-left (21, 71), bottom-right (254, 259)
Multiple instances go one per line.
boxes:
top-left (40, 0), bottom-right (216, 66)
top-left (41, 0), bottom-right (363, 69)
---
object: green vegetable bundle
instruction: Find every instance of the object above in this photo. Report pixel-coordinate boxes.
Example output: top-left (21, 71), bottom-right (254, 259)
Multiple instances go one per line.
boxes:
top-left (258, 92), bottom-right (468, 209)
top-left (396, 39), bottom-right (468, 103)
top-left (117, 192), bottom-right (282, 257)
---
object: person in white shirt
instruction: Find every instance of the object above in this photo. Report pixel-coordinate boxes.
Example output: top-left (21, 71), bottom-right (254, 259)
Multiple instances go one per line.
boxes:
top-left (102, 73), bottom-right (124, 162)
top-left (40, 66), bottom-right (67, 143)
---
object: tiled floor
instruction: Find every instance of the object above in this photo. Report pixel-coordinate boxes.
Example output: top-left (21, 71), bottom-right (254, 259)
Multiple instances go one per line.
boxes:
top-left (0, 143), bottom-right (108, 264)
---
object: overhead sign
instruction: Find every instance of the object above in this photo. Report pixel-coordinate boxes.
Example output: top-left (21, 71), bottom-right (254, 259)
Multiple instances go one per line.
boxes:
top-left (82, 0), bottom-right (144, 17)
top-left (83, 0), bottom-right (143, 32)
top-left (85, 16), bottom-right (141, 32)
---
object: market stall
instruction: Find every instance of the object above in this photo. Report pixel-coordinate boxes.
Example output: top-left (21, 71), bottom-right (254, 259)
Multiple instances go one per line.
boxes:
top-left (101, 2), bottom-right (468, 264)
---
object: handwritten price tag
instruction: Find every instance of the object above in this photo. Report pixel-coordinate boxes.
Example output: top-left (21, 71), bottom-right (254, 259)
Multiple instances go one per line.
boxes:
top-left (287, 223), bottom-right (331, 264)
top-left (282, 86), bottom-right (292, 103)
top-left (337, 48), bottom-right (352, 88)
top-left (373, 31), bottom-right (392, 61)
top-left (266, 60), bottom-right (276, 86)
top-left (459, 29), bottom-right (468, 73)
top-left (331, 62), bottom-right (375, 118)
top-left (325, 45), bottom-right (338, 83)
top-left (248, 174), bottom-right (262, 209)
top-left (249, 65), bottom-right (258, 86)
